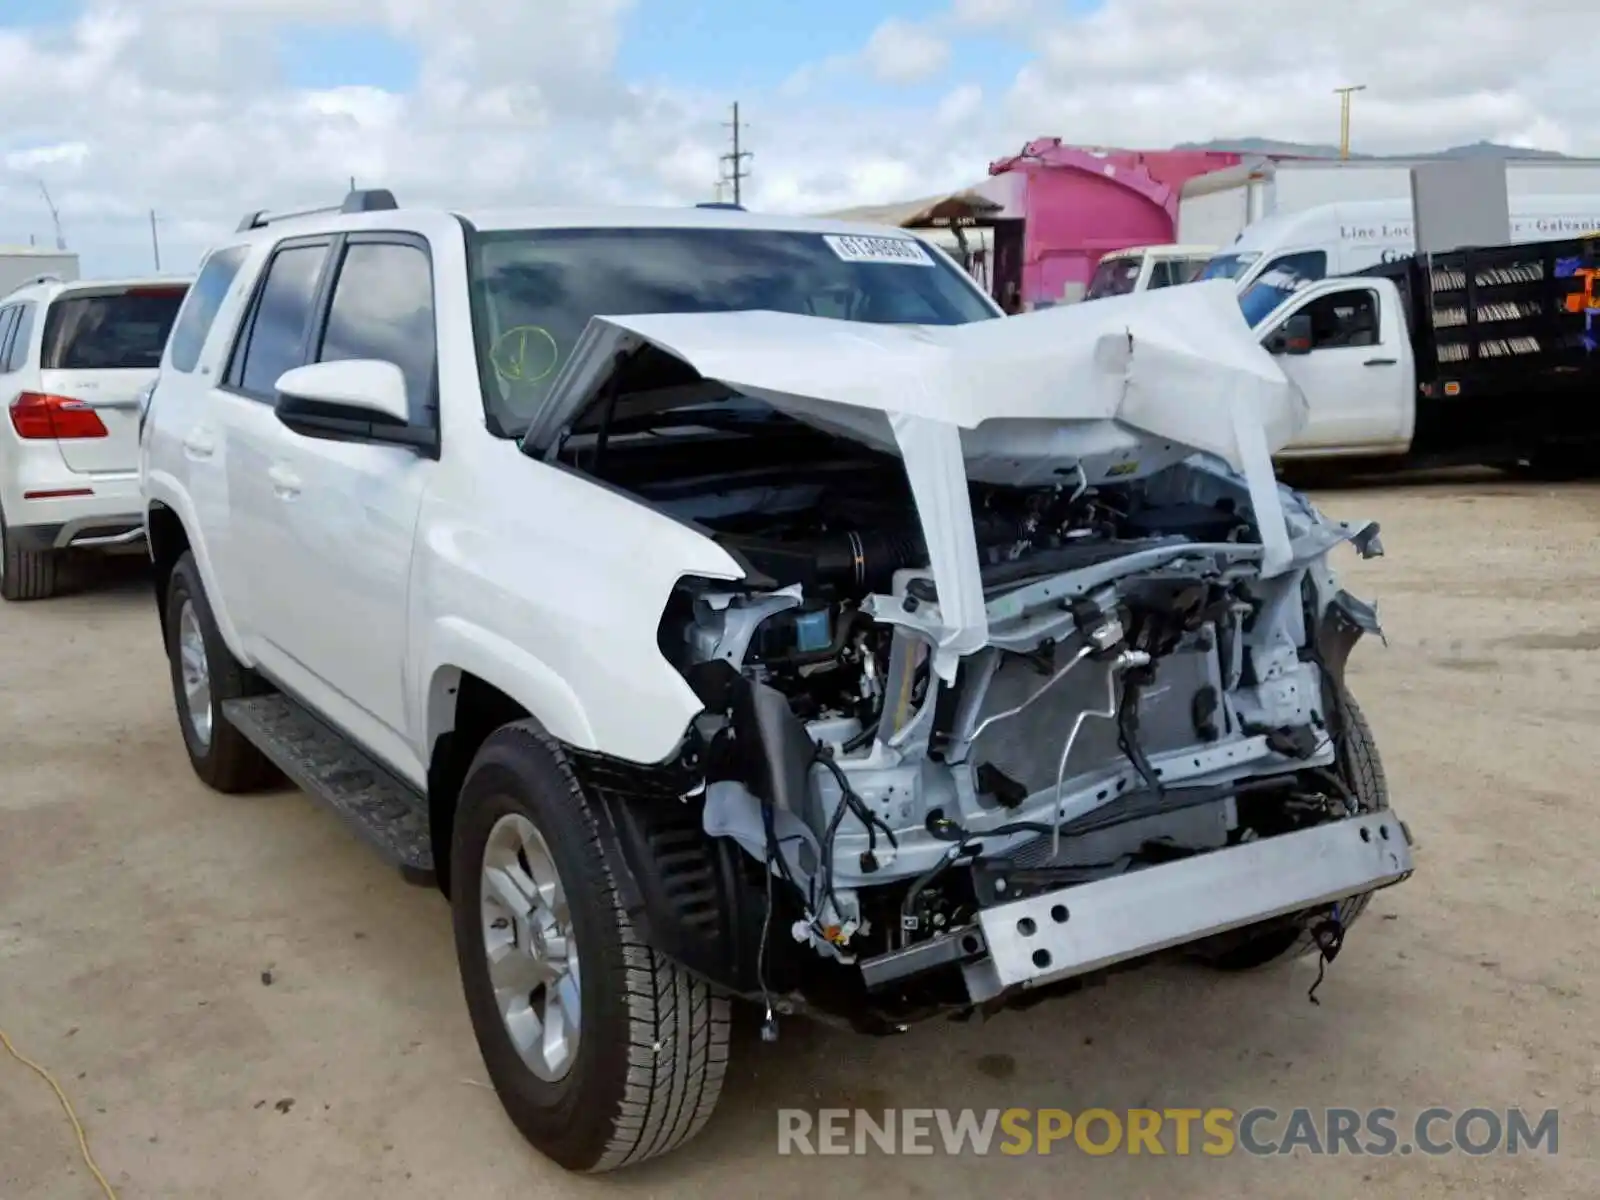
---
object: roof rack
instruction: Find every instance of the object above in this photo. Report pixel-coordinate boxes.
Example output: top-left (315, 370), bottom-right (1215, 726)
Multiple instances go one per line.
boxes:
top-left (235, 188), bottom-right (400, 233)
top-left (695, 202), bottom-right (746, 211)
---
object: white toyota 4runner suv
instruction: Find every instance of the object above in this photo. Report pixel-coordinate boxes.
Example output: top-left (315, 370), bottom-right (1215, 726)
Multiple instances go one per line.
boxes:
top-left (140, 190), bottom-right (1414, 1172)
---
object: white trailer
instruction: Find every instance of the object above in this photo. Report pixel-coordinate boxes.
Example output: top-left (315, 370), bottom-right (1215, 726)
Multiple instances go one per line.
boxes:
top-left (1177, 157), bottom-right (1600, 248)
top-left (0, 247), bottom-right (80, 297)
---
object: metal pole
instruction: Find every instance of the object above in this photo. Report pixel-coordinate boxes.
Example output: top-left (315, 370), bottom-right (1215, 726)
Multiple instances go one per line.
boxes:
top-left (1334, 85), bottom-right (1367, 159)
top-left (720, 102), bottom-right (752, 206)
top-left (150, 210), bottom-right (161, 271)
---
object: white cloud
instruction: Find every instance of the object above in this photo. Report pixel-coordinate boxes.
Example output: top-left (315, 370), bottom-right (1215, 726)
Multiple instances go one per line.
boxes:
top-left (861, 18), bottom-right (952, 86)
top-left (1009, 0), bottom-right (1597, 153)
top-left (949, 0), bottom-right (1040, 27)
top-left (0, 0), bottom-right (1594, 275)
top-left (5, 142), bottom-right (91, 172)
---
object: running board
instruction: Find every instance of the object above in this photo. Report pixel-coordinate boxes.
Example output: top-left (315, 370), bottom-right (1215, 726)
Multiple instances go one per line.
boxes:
top-left (222, 695), bottom-right (435, 885)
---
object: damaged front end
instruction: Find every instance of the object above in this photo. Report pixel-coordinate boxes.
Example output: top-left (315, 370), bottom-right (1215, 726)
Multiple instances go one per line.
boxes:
top-left (535, 291), bottom-right (1415, 1032)
top-left (622, 461), bottom-right (1409, 1031)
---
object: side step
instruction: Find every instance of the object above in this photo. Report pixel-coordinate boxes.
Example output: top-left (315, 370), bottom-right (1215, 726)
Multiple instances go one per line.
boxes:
top-left (221, 695), bottom-right (435, 885)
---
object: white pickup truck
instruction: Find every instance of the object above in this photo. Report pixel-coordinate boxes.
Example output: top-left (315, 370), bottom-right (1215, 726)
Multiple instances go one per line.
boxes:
top-left (1246, 236), bottom-right (1600, 475)
top-left (1082, 243), bottom-right (1216, 301)
top-left (140, 194), bottom-right (1413, 1173)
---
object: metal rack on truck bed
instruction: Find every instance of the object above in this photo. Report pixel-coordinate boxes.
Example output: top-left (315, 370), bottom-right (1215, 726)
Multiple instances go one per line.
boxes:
top-left (1356, 237), bottom-right (1600, 467)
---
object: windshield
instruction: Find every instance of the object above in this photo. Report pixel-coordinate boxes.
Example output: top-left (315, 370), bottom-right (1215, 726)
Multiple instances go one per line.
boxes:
top-left (1084, 257), bottom-right (1140, 301)
top-left (467, 226), bottom-right (999, 436)
top-left (1197, 252), bottom-right (1259, 282)
top-left (42, 286), bottom-right (188, 370)
top-left (1237, 251), bottom-right (1328, 328)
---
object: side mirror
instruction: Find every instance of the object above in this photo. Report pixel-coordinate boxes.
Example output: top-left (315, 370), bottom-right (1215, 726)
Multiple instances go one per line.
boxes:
top-left (1265, 312), bottom-right (1314, 356)
top-left (276, 359), bottom-right (409, 422)
top-left (273, 360), bottom-right (436, 454)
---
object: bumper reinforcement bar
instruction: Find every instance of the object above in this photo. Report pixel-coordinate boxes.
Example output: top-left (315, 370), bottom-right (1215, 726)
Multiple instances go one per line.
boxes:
top-left (962, 810), bottom-right (1414, 1002)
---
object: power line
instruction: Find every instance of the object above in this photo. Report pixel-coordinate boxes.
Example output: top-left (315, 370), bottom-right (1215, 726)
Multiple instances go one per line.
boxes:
top-left (719, 101), bottom-right (753, 206)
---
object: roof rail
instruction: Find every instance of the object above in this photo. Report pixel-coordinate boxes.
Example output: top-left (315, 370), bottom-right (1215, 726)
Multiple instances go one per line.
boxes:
top-left (695, 201), bottom-right (746, 211)
top-left (235, 188), bottom-right (400, 232)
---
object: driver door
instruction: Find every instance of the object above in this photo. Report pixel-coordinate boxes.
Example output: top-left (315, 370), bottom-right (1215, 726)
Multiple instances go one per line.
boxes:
top-left (1262, 280), bottom-right (1414, 455)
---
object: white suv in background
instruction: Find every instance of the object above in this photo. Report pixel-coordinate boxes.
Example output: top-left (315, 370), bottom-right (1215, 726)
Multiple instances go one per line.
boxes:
top-left (0, 273), bottom-right (191, 599)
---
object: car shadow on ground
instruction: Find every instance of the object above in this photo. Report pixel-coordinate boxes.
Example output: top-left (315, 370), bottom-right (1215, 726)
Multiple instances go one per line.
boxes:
top-left (52, 550), bottom-right (152, 600)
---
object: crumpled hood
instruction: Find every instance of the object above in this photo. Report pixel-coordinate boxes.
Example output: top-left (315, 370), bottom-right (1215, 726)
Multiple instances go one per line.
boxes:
top-left (524, 280), bottom-right (1309, 680)
top-left (521, 278), bottom-right (1309, 482)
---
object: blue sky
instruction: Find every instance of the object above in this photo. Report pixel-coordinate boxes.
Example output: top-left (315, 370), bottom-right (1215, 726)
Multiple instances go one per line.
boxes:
top-left (1, 0), bottom-right (1033, 107)
top-left (279, 2), bottom-right (1034, 108)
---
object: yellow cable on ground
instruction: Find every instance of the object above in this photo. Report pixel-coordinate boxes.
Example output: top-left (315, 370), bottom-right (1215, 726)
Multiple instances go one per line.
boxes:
top-left (0, 1027), bottom-right (118, 1199)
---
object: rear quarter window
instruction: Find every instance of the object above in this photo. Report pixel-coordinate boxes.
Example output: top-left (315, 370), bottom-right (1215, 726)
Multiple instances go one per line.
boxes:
top-left (168, 246), bottom-right (249, 373)
top-left (5, 303), bottom-right (36, 371)
top-left (43, 286), bottom-right (189, 371)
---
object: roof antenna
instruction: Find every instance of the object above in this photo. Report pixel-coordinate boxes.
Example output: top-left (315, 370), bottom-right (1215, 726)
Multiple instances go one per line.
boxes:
top-left (37, 180), bottom-right (67, 250)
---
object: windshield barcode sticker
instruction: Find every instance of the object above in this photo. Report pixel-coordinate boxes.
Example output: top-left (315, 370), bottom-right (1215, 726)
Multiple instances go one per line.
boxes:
top-left (823, 234), bottom-right (934, 266)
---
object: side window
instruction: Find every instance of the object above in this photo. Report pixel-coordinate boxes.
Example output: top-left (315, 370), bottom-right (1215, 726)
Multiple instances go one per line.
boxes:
top-left (228, 242), bottom-right (329, 398)
top-left (1303, 288), bottom-right (1380, 350)
top-left (6, 303), bottom-right (36, 372)
top-left (0, 307), bottom-right (17, 370)
top-left (1147, 261), bottom-right (1176, 289)
top-left (1260, 250), bottom-right (1328, 287)
top-left (169, 245), bottom-right (249, 373)
top-left (315, 241), bottom-right (436, 418)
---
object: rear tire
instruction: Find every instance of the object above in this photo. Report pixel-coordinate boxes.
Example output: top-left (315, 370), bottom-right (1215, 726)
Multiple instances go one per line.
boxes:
top-left (1196, 689), bottom-right (1389, 971)
top-left (451, 722), bottom-right (731, 1173)
top-left (163, 551), bottom-right (277, 793)
top-left (0, 509), bottom-right (59, 601)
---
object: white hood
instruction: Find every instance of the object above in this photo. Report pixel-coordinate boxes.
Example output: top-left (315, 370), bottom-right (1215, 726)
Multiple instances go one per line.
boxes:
top-left (526, 280), bottom-right (1308, 678)
top-left (524, 279), bottom-right (1307, 474)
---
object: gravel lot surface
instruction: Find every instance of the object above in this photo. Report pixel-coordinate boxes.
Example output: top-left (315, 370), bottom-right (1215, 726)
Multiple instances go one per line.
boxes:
top-left (3, 476), bottom-right (1597, 1198)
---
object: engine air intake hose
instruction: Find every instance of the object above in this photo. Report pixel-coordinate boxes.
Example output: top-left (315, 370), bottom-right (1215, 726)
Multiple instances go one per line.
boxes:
top-left (717, 527), bottom-right (925, 594)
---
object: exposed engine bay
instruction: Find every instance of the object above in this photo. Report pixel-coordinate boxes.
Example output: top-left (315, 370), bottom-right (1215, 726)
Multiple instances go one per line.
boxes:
top-left (538, 310), bottom-right (1412, 1031)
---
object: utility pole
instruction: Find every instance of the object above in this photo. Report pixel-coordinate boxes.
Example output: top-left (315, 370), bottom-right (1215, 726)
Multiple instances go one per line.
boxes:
top-left (150, 210), bottom-right (162, 271)
top-left (719, 102), bottom-right (752, 206)
top-left (1334, 85), bottom-right (1367, 160)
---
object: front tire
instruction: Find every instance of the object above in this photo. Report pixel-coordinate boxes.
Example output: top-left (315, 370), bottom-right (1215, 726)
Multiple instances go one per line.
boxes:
top-left (1197, 690), bottom-right (1389, 970)
top-left (451, 722), bottom-right (731, 1173)
top-left (0, 508), bottom-right (59, 601)
top-left (163, 551), bottom-right (276, 792)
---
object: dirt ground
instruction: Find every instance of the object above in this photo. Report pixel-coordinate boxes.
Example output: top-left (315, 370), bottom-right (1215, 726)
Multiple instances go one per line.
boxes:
top-left (2, 475), bottom-right (1598, 1199)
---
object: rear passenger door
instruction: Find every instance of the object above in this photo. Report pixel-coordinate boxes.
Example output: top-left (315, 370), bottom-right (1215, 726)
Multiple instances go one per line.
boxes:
top-left (216, 236), bottom-right (336, 664)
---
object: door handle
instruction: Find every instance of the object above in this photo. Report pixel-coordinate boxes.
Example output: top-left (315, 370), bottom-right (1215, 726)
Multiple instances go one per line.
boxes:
top-left (268, 463), bottom-right (301, 499)
top-left (1364, 358), bottom-right (1397, 367)
top-left (182, 428), bottom-right (216, 459)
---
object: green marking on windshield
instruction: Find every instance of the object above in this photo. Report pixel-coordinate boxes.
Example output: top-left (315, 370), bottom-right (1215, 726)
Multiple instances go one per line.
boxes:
top-left (491, 325), bottom-right (560, 385)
